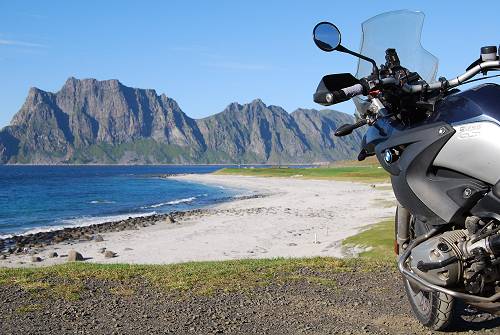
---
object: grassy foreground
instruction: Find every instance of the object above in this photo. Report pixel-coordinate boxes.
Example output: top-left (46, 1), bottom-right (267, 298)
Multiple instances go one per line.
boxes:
top-left (0, 257), bottom-right (392, 300)
top-left (215, 165), bottom-right (388, 183)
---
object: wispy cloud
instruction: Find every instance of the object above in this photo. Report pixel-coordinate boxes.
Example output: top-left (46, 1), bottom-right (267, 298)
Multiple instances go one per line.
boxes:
top-left (168, 45), bottom-right (219, 59)
top-left (0, 39), bottom-right (46, 48)
top-left (22, 13), bottom-right (48, 20)
top-left (169, 45), bottom-right (209, 53)
top-left (203, 61), bottom-right (275, 71)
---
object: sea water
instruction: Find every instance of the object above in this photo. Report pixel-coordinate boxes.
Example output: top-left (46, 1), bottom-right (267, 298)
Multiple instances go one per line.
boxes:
top-left (0, 165), bottom-right (240, 237)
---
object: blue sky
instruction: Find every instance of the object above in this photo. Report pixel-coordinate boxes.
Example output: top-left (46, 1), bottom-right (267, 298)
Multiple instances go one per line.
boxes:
top-left (1, 1), bottom-right (499, 128)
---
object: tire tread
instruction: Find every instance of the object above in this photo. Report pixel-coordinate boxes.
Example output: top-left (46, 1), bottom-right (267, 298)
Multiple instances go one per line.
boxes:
top-left (397, 204), bottom-right (455, 330)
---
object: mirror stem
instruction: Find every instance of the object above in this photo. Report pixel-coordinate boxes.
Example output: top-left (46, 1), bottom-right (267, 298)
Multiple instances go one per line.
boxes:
top-left (337, 45), bottom-right (379, 78)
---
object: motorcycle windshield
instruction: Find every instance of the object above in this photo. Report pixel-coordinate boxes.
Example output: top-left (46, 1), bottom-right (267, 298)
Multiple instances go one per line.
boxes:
top-left (355, 10), bottom-right (438, 81)
top-left (354, 10), bottom-right (438, 115)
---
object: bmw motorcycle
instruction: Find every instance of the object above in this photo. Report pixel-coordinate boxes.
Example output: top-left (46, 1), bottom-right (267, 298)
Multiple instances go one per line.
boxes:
top-left (312, 10), bottom-right (499, 330)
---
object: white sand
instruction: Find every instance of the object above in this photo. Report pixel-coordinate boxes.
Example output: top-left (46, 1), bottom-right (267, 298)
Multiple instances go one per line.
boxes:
top-left (1, 174), bottom-right (395, 267)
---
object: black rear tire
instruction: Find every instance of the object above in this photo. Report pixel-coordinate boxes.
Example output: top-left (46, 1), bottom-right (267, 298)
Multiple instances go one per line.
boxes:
top-left (396, 205), bottom-right (455, 330)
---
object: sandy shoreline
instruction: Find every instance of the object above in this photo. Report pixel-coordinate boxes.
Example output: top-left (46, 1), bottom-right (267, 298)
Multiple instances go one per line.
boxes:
top-left (0, 174), bottom-right (395, 267)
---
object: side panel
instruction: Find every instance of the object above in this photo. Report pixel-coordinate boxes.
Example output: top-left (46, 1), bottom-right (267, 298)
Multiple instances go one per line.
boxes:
top-left (433, 122), bottom-right (500, 185)
top-left (376, 122), bottom-right (453, 225)
top-left (375, 122), bottom-right (489, 225)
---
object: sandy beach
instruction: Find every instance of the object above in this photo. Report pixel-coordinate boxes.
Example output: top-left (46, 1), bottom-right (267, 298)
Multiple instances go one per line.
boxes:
top-left (0, 174), bottom-right (395, 267)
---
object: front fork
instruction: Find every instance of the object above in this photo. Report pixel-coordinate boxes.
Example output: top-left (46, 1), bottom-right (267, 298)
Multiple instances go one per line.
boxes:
top-left (395, 203), bottom-right (410, 255)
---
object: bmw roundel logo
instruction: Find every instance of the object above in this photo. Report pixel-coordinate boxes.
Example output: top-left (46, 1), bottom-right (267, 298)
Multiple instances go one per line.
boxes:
top-left (384, 150), bottom-right (393, 164)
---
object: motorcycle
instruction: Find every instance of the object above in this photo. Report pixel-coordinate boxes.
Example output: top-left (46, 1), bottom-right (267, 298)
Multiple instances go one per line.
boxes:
top-left (312, 10), bottom-right (499, 330)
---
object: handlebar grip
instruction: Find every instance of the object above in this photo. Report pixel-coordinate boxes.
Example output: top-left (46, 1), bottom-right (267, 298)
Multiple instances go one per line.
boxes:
top-left (313, 83), bottom-right (364, 106)
top-left (334, 119), bottom-right (367, 137)
top-left (341, 83), bottom-right (364, 98)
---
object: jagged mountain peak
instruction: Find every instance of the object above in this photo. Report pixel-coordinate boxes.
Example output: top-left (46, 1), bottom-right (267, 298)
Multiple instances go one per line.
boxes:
top-left (59, 77), bottom-right (163, 99)
top-left (27, 86), bottom-right (45, 95)
top-left (249, 98), bottom-right (266, 106)
top-left (62, 76), bottom-right (122, 88)
top-left (224, 99), bottom-right (258, 110)
top-left (25, 86), bottom-right (55, 104)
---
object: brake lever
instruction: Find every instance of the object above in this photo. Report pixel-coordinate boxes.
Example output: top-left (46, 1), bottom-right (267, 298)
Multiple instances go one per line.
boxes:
top-left (334, 119), bottom-right (368, 137)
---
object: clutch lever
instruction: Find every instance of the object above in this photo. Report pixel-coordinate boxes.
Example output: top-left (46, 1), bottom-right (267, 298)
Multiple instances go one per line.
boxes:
top-left (334, 118), bottom-right (368, 137)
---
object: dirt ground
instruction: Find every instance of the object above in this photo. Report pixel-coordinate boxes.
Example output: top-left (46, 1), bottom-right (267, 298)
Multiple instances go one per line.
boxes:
top-left (1, 265), bottom-right (498, 334)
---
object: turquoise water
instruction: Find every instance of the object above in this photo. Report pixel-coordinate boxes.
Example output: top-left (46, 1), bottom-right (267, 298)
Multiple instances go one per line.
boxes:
top-left (0, 165), bottom-right (239, 237)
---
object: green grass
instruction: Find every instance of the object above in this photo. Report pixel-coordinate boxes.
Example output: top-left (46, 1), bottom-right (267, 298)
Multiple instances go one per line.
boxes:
top-left (342, 219), bottom-right (395, 260)
top-left (0, 257), bottom-right (393, 300)
top-left (214, 165), bottom-right (388, 183)
top-left (16, 304), bottom-right (42, 314)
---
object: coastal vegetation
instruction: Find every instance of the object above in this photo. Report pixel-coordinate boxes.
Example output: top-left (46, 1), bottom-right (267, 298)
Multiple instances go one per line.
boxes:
top-left (215, 165), bottom-right (388, 183)
top-left (342, 219), bottom-right (395, 260)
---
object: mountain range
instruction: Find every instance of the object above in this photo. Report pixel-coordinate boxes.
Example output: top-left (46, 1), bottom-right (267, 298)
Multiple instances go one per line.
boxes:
top-left (0, 78), bottom-right (362, 164)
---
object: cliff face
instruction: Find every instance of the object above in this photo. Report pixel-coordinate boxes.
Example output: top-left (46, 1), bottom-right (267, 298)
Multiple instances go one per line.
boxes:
top-left (196, 99), bottom-right (311, 163)
top-left (0, 78), bottom-right (362, 164)
top-left (291, 108), bottom-right (363, 162)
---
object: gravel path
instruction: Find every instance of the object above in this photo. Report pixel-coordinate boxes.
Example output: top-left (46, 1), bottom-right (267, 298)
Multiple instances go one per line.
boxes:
top-left (1, 266), bottom-right (498, 334)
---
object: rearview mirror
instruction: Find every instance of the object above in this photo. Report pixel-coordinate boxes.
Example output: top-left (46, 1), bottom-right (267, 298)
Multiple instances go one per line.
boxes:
top-left (313, 22), bottom-right (341, 52)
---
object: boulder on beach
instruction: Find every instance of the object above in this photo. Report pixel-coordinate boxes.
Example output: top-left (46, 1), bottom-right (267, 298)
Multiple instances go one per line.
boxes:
top-left (31, 256), bottom-right (42, 263)
top-left (167, 215), bottom-right (175, 224)
top-left (104, 250), bottom-right (116, 258)
top-left (94, 235), bottom-right (104, 242)
top-left (67, 250), bottom-right (84, 262)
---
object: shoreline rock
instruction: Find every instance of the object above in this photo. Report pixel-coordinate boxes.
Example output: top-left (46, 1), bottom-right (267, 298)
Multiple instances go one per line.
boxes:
top-left (67, 250), bottom-right (84, 262)
top-left (0, 194), bottom-right (267, 255)
top-left (31, 256), bottom-right (42, 263)
top-left (0, 213), bottom-right (180, 254)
